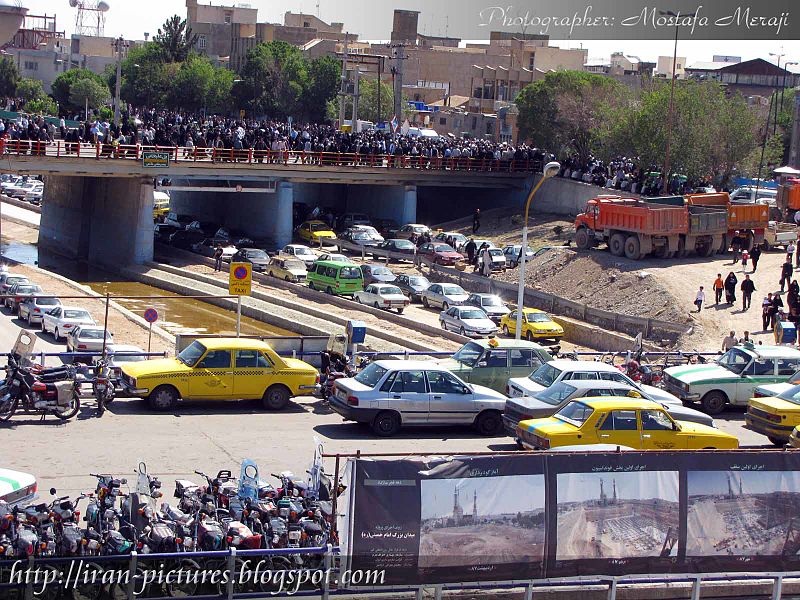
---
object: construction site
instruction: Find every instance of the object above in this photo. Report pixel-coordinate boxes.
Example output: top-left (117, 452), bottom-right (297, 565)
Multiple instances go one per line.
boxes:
top-left (687, 471), bottom-right (800, 556)
top-left (556, 473), bottom-right (679, 560)
top-left (419, 480), bottom-right (546, 569)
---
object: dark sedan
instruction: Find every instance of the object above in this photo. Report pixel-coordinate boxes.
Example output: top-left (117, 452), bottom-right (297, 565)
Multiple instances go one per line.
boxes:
top-left (395, 274), bottom-right (430, 301)
top-left (378, 239), bottom-right (416, 255)
top-left (360, 264), bottom-right (397, 285)
top-left (418, 242), bottom-right (462, 266)
top-left (231, 248), bottom-right (271, 272)
top-left (169, 229), bottom-right (205, 250)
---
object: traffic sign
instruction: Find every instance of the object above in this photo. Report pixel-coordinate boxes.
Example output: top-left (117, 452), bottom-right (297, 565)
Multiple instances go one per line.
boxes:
top-left (229, 262), bottom-right (252, 296)
top-left (143, 308), bottom-right (159, 323)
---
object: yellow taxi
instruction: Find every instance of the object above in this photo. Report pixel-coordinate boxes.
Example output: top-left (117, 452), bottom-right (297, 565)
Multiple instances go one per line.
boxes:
top-left (120, 338), bottom-right (319, 412)
top-left (153, 191), bottom-right (170, 222)
top-left (789, 426), bottom-right (800, 448)
top-left (296, 221), bottom-right (337, 245)
top-left (516, 397), bottom-right (739, 450)
top-left (500, 308), bottom-right (564, 342)
top-left (746, 386), bottom-right (800, 446)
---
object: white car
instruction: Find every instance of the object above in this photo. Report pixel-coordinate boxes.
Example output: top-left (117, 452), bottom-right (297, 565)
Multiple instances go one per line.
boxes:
top-left (0, 467), bottom-right (37, 506)
top-left (24, 183), bottom-right (43, 204)
top-left (753, 371), bottom-right (800, 398)
top-left (1, 175), bottom-right (23, 193)
top-left (10, 180), bottom-right (40, 200)
top-left (281, 244), bottom-right (317, 268)
top-left (66, 326), bottom-right (114, 356)
top-left (316, 253), bottom-right (352, 264)
top-left (41, 306), bottom-right (96, 341)
top-left (18, 294), bottom-right (61, 324)
top-left (464, 293), bottom-right (510, 323)
top-left (328, 360), bottom-right (507, 436)
top-left (439, 306), bottom-right (498, 337)
top-left (353, 284), bottom-right (409, 313)
top-left (421, 283), bottom-right (469, 310)
top-left (106, 344), bottom-right (147, 377)
top-left (507, 360), bottom-right (682, 406)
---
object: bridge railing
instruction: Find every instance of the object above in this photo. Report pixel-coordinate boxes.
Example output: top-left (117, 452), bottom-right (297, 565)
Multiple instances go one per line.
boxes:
top-left (0, 138), bottom-right (543, 174)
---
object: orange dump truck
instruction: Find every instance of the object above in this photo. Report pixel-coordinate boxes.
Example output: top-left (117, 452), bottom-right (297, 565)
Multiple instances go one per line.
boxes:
top-left (778, 178), bottom-right (800, 220)
top-left (685, 192), bottom-right (768, 250)
top-left (574, 196), bottom-right (726, 259)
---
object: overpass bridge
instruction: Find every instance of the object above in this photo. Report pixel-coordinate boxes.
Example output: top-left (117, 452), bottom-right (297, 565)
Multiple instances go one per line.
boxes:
top-left (0, 140), bottom-right (538, 266)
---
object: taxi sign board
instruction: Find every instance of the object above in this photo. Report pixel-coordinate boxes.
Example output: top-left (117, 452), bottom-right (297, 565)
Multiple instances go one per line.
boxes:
top-left (229, 262), bottom-right (252, 296)
top-left (142, 151), bottom-right (170, 168)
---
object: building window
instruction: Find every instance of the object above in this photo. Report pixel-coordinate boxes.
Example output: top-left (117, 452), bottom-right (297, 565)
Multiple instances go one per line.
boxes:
top-left (23, 61), bottom-right (38, 71)
top-left (439, 117), bottom-right (447, 126)
top-left (224, 11), bottom-right (232, 24)
top-left (303, 21), bottom-right (310, 28)
top-left (198, 35), bottom-right (207, 49)
top-left (472, 116), bottom-right (477, 129)
top-left (486, 121), bottom-right (493, 135)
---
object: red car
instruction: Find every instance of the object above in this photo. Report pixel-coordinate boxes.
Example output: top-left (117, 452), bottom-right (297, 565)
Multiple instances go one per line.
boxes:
top-left (418, 242), bottom-right (462, 266)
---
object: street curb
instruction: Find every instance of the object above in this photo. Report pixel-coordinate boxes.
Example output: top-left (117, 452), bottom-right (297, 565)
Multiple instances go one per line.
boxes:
top-left (1, 195), bottom-right (42, 214)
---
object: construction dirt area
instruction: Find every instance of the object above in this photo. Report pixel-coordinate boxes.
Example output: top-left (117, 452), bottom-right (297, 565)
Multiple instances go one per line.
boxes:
top-left (419, 522), bottom-right (545, 568)
top-left (436, 207), bottom-right (797, 351)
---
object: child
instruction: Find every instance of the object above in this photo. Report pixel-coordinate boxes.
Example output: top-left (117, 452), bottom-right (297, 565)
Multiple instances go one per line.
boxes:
top-left (694, 286), bottom-right (705, 313)
top-left (741, 249), bottom-right (749, 271)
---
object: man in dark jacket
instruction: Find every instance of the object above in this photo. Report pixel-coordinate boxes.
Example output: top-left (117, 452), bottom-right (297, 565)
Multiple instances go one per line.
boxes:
top-left (740, 275), bottom-right (756, 311)
top-left (473, 208), bottom-right (481, 234)
top-left (749, 244), bottom-right (762, 272)
top-left (780, 260), bottom-right (794, 292)
top-left (464, 238), bottom-right (477, 264)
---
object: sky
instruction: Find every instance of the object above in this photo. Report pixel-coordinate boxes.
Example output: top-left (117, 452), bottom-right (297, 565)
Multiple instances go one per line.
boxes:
top-left (557, 471), bottom-right (679, 504)
top-left (420, 475), bottom-right (545, 520)
top-left (687, 470), bottom-right (800, 497)
top-left (20, 0), bottom-right (800, 67)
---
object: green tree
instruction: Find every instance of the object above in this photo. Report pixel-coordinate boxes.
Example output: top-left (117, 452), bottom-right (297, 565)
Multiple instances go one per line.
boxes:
top-left (25, 96), bottom-right (58, 116)
top-left (516, 71), bottom-right (626, 165)
top-left (153, 15), bottom-right (198, 63)
top-left (16, 77), bottom-right (46, 104)
top-left (233, 41), bottom-right (310, 119)
top-left (69, 78), bottom-right (111, 113)
top-left (51, 68), bottom-right (109, 113)
top-left (303, 56), bottom-right (340, 122)
top-left (117, 44), bottom-right (172, 108)
top-left (328, 77), bottom-right (394, 124)
top-left (0, 56), bottom-right (19, 98)
top-left (167, 54), bottom-right (233, 112)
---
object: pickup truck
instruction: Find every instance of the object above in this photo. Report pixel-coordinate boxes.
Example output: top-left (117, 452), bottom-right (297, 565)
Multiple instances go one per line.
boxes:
top-left (762, 222), bottom-right (798, 251)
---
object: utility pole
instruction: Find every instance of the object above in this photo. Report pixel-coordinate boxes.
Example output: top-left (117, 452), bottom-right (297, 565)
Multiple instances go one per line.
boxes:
top-left (388, 43), bottom-right (408, 130)
top-left (351, 67), bottom-right (361, 131)
top-left (111, 36), bottom-right (129, 127)
top-left (770, 51), bottom-right (786, 137)
top-left (338, 33), bottom-right (350, 130)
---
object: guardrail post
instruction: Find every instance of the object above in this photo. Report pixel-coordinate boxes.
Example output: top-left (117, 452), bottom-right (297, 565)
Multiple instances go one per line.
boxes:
top-left (23, 555), bottom-right (34, 600)
top-left (226, 547), bottom-right (237, 599)
top-left (125, 551), bottom-right (138, 600)
top-left (322, 543), bottom-right (333, 600)
top-left (523, 582), bottom-right (534, 600)
top-left (690, 576), bottom-right (702, 600)
top-left (772, 575), bottom-right (784, 600)
top-left (434, 585), bottom-right (443, 600)
top-left (414, 588), bottom-right (425, 600)
top-left (607, 578), bottom-right (617, 600)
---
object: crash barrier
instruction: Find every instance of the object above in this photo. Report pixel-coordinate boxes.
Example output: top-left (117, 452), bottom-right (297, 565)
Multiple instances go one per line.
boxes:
top-left (0, 193), bottom-right (42, 214)
top-left (333, 239), bottom-right (690, 342)
top-left (338, 449), bottom-right (800, 588)
top-left (0, 545), bottom-right (339, 599)
top-left (0, 139), bottom-right (542, 174)
top-left (175, 334), bottom-right (331, 368)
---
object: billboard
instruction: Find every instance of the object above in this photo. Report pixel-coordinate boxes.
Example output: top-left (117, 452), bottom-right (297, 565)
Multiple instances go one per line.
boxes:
top-left (344, 451), bottom-right (800, 585)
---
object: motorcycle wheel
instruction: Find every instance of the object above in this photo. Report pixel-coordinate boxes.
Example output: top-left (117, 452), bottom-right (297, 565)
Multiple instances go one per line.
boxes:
top-left (54, 393), bottom-right (80, 421)
top-left (70, 562), bottom-right (104, 600)
top-left (256, 556), bottom-right (294, 593)
top-left (109, 567), bottom-right (148, 600)
top-left (0, 396), bottom-right (18, 422)
top-left (164, 558), bottom-right (201, 598)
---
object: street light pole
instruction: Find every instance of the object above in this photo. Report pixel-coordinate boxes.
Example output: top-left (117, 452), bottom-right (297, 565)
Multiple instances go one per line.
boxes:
top-left (515, 162), bottom-right (560, 341)
top-left (112, 36), bottom-right (128, 127)
top-left (770, 51), bottom-right (787, 136)
top-left (661, 10), bottom-right (679, 195)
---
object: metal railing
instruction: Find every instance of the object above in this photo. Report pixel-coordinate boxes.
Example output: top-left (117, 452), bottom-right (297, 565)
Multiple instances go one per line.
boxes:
top-left (0, 139), bottom-right (542, 174)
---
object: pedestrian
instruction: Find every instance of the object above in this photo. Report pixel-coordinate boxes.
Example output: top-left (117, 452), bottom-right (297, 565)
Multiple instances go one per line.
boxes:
top-left (213, 244), bottom-right (223, 272)
top-left (722, 331), bottom-right (738, 352)
top-left (731, 232), bottom-right (742, 263)
top-left (771, 293), bottom-right (785, 329)
top-left (713, 273), bottom-right (724, 305)
top-left (742, 330), bottom-right (752, 344)
top-left (780, 259), bottom-right (794, 293)
top-left (741, 249), bottom-right (749, 271)
top-left (694, 286), bottom-right (705, 313)
top-left (472, 208), bottom-right (481, 234)
top-left (724, 271), bottom-right (738, 304)
top-left (750, 244), bottom-right (762, 272)
top-left (481, 247), bottom-right (493, 277)
top-left (763, 294), bottom-right (774, 331)
top-left (796, 235), bottom-right (800, 268)
top-left (464, 238), bottom-right (477, 265)
top-left (741, 274), bottom-right (756, 311)
top-left (788, 239), bottom-right (797, 265)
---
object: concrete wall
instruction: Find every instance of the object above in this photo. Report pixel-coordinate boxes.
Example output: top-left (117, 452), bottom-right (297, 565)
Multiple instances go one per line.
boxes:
top-left (345, 184), bottom-right (417, 225)
top-left (530, 176), bottom-right (621, 217)
top-left (40, 175), bottom-right (153, 267)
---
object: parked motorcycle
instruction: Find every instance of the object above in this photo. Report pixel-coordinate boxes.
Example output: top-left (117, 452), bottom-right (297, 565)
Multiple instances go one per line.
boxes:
top-left (92, 358), bottom-right (115, 416)
top-left (0, 353), bottom-right (81, 422)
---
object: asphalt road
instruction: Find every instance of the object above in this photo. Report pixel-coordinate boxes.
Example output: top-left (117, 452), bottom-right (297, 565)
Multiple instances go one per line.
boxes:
top-left (0, 282), bottom-right (771, 503)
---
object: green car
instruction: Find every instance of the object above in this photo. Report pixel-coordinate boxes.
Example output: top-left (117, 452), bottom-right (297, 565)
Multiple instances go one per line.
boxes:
top-left (436, 338), bottom-right (553, 393)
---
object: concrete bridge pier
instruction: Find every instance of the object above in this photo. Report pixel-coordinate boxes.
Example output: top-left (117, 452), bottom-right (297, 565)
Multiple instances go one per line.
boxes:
top-left (344, 183), bottom-right (417, 225)
top-left (40, 175), bottom-right (154, 267)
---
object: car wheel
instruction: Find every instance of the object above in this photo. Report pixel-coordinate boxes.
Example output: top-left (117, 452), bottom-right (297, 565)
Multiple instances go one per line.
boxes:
top-left (459, 327), bottom-right (466, 336)
top-left (700, 391), bottom-right (727, 415)
top-left (356, 296), bottom-right (362, 304)
top-left (263, 385), bottom-right (291, 411)
top-left (502, 325), bottom-right (510, 336)
top-left (25, 313), bottom-right (31, 325)
top-left (397, 307), bottom-right (404, 314)
top-left (422, 297), bottom-right (429, 308)
top-left (326, 287), bottom-right (334, 295)
top-left (443, 302), bottom-right (449, 310)
top-left (371, 411), bottom-right (401, 437)
top-left (148, 386), bottom-right (178, 411)
top-left (526, 330), bottom-right (534, 342)
top-left (768, 436), bottom-right (786, 447)
top-left (285, 276), bottom-right (290, 282)
top-left (55, 328), bottom-right (61, 341)
top-left (41, 320), bottom-right (46, 333)
top-left (475, 410), bottom-right (503, 436)
top-left (373, 302), bottom-right (380, 309)
top-left (309, 281), bottom-right (316, 290)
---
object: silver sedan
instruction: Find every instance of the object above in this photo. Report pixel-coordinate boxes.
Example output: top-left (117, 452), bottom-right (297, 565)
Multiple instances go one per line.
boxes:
top-left (439, 306), bottom-right (498, 337)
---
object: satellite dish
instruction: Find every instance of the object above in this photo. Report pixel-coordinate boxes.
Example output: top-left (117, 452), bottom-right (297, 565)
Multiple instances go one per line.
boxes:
top-left (97, 1), bottom-right (110, 11)
top-left (68, 0), bottom-right (79, 7)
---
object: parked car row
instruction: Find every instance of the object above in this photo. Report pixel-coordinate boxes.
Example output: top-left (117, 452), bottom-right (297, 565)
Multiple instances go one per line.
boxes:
top-left (0, 174), bottom-right (44, 205)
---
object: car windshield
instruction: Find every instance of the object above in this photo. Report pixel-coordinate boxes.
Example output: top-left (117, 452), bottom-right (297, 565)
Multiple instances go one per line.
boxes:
top-left (460, 309), bottom-right (486, 320)
top-left (371, 267), bottom-right (392, 276)
top-left (177, 341), bottom-right (207, 367)
top-left (352, 233), bottom-right (370, 240)
top-left (481, 296), bottom-right (503, 307)
top-left (294, 247), bottom-right (314, 256)
top-left (246, 250), bottom-right (268, 259)
top-left (284, 259), bottom-right (305, 270)
top-left (354, 363), bottom-right (388, 388)
top-left (410, 277), bottom-right (430, 286)
top-left (528, 313), bottom-right (553, 323)
top-left (529, 363), bottom-right (561, 387)
top-left (433, 244), bottom-right (455, 253)
top-left (379, 286), bottom-right (402, 295)
top-left (339, 266), bottom-right (362, 280)
top-left (112, 353), bottom-right (145, 363)
top-left (780, 384), bottom-right (800, 405)
top-left (535, 382), bottom-right (577, 406)
top-left (717, 348), bottom-right (753, 374)
top-left (16, 286), bottom-right (38, 293)
top-left (309, 223), bottom-right (329, 231)
top-left (394, 240), bottom-right (414, 248)
top-left (452, 342), bottom-right (483, 367)
top-left (488, 249), bottom-right (503, 257)
top-left (554, 401), bottom-right (594, 427)
top-left (442, 285), bottom-right (465, 295)
top-left (36, 297), bottom-right (59, 306)
top-left (64, 310), bottom-right (91, 319)
top-left (80, 329), bottom-right (108, 340)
